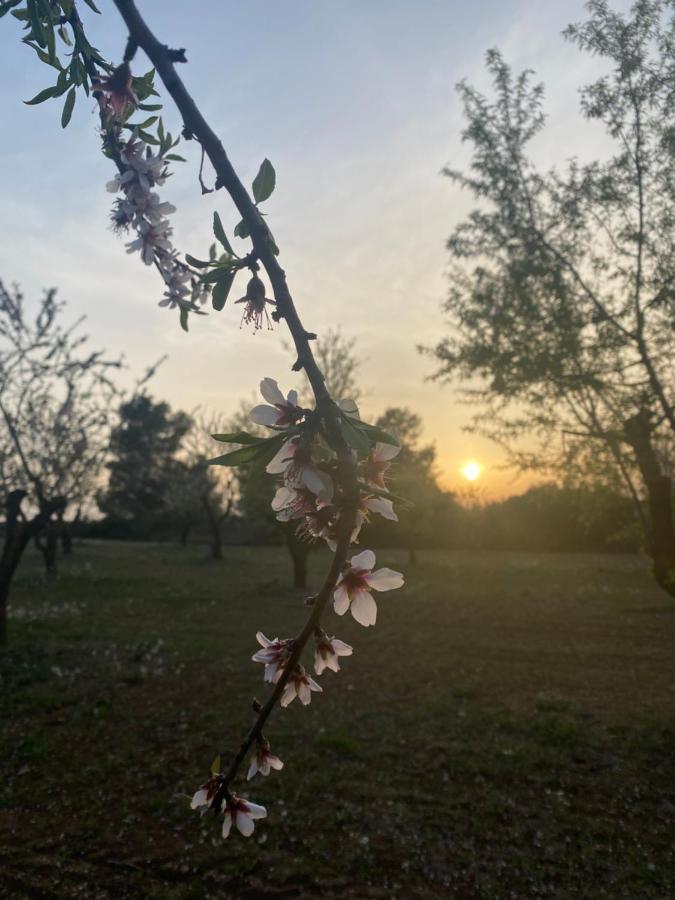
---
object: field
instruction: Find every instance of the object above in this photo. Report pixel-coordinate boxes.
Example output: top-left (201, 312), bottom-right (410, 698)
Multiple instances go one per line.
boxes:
top-left (1, 542), bottom-right (674, 899)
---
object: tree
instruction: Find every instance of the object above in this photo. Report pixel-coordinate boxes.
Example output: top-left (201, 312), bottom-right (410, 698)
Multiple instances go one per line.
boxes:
top-left (99, 394), bottom-right (191, 536)
top-left (372, 408), bottom-right (458, 564)
top-left (183, 411), bottom-right (237, 559)
top-left (0, 282), bottom-right (121, 643)
top-left (428, 2), bottom-right (675, 594)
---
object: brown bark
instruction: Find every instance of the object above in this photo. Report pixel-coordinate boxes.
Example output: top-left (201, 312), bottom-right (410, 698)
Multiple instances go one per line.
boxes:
top-left (624, 410), bottom-right (675, 597)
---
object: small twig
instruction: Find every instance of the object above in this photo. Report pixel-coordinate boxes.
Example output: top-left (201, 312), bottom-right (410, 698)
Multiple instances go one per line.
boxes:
top-left (198, 144), bottom-right (213, 195)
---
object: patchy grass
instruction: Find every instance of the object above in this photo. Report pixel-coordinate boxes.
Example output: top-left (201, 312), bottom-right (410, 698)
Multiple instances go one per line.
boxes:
top-left (1, 542), bottom-right (674, 898)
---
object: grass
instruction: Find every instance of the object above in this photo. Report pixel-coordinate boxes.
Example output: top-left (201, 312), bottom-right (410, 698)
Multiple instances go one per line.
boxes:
top-left (1, 541), bottom-right (674, 898)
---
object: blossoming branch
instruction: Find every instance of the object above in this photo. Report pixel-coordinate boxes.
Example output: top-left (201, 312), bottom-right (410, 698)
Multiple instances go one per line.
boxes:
top-left (4, 0), bottom-right (407, 842)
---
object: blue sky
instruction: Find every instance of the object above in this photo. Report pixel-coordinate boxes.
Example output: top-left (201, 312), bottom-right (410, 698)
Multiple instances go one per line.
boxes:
top-left (0, 0), bottom-right (631, 495)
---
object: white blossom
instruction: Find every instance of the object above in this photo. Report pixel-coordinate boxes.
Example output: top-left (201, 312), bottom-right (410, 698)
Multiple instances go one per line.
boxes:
top-left (333, 549), bottom-right (404, 627)
top-left (314, 635), bottom-right (353, 675)
top-left (280, 665), bottom-right (323, 707)
top-left (222, 794), bottom-right (267, 839)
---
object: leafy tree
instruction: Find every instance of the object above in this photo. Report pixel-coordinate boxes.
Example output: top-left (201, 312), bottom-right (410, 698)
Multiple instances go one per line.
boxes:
top-left (427, 2), bottom-right (675, 594)
top-left (99, 394), bottom-right (191, 536)
top-left (0, 282), bottom-right (121, 643)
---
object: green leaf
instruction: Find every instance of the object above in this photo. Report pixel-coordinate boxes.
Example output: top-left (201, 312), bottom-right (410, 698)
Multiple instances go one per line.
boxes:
top-left (60, 87), bottom-right (76, 127)
top-left (211, 432), bottom-right (262, 445)
top-left (200, 265), bottom-right (235, 285)
top-left (57, 24), bottom-right (71, 46)
top-left (338, 413), bottom-right (371, 454)
top-left (0, 2), bottom-right (24, 20)
top-left (179, 308), bottom-right (189, 332)
top-left (165, 153), bottom-right (186, 162)
top-left (209, 433), bottom-right (287, 468)
top-left (212, 271), bottom-right (235, 311)
top-left (212, 212), bottom-right (235, 254)
top-left (234, 218), bottom-right (250, 240)
top-left (132, 115), bottom-right (158, 129)
top-left (348, 418), bottom-right (399, 447)
top-left (136, 128), bottom-right (160, 145)
top-left (211, 754), bottom-right (221, 775)
top-left (138, 102), bottom-right (162, 111)
top-left (185, 254), bottom-right (211, 269)
top-left (81, 0), bottom-right (101, 12)
top-left (252, 158), bottom-right (276, 204)
top-left (24, 84), bottom-right (59, 105)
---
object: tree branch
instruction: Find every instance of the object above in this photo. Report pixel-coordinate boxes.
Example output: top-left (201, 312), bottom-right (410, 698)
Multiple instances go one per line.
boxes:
top-left (110, 0), bottom-right (359, 793)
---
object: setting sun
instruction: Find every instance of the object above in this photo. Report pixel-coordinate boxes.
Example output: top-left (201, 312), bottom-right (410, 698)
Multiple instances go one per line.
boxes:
top-left (462, 460), bottom-right (482, 482)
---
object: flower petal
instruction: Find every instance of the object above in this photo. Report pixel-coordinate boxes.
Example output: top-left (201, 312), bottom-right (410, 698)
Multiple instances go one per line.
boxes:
top-left (280, 683), bottom-right (295, 707)
top-left (247, 759), bottom-right (257, 780)
top-left (250, 404), bottom-right (280, 427)
top-left (245, 801), bottom-right (268, 820)
top-left (260, 377), bottom-right (285, 406)
top-left (266, 439), bottom-right (295, 474)
top-left (190, 789), bottom-right (208, 810)
top-left (366, 497), bottom-right (398, 521)
top-left (350, 549), bottom-right (376, 571)
top-left (374, 441), bottom-right (400, 461)
top-left (222, 811), bottom-right (233, 839)
top-left (366, 567), bottom-right (405, 591)
top-left (286, 389), bottom-right (299, 407)
top-left (331, 639), bottom-right (353, 656)
top-left (235, 809), bottom-right (255, 837)
top-left (350, 589), bottom-right (377, 627)
top-left (333, 584), bottom-right (350, 616)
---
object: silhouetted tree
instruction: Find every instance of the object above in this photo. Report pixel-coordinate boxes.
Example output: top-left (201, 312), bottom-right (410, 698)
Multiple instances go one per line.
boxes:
top-left (99, 394), bottom-right (191, 536)
top-left (428, 3), bottom-right (675, 594)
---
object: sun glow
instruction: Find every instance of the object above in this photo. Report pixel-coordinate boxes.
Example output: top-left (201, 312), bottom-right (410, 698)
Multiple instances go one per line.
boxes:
top-left (462, 460), bottom-right (481, 482)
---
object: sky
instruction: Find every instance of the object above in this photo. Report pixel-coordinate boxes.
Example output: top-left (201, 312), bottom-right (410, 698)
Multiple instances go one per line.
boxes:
top-left (0, 0), bottom-right (632, 497)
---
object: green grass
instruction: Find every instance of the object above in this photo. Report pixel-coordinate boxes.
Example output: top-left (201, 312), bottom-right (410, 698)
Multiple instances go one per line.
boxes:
top-left (1, 542), bottom-right (674, 898)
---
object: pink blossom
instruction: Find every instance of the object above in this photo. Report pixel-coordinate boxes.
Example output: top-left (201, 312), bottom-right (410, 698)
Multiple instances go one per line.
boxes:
top-left (250, 378), bottom-right (302, 429)
top-left (280, 665), bottom-right (323, 707)
top-left (126, 219), bottom-right (172, 265)
top-left (247, 741), bottom-right (284, 780)
top-left (235, 275), bottom-right (275, 331)
top-left (190, 775), bottom-right (222, 815)
top-left (251, 632), bottom-right (294, 683)
top-left (222, 793), bottom-right (267, 839)
top-left (272, 484), bottom-right (318, 522)
top-left (93, 64), bottom-right (138, 120)
top-left (267, 437), bottom-right (334, 501)
top-left (362, 441), bottom-right (400, 490)
top-left (314, 634), bottom-right (353, 675)
top-left (333, 549), bottom-right (404, 627)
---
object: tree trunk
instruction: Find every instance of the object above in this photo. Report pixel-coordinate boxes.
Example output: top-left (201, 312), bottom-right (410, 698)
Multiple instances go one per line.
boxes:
top-left (61, 523), bottom-right (73, 555)
top-left (201, 493), bottom-right (229, 561)
top-left (59, 508), bottom-right (75, 555)
top-left (286, 526), bottom-right (310, 589)
top-left (624, 411), bottom-right (675, 597)
top-left (179, 520), bottom-right (191, 546)
top-left (0, 491), bottom-right (66, 645)
top-left (35, 519), bottom-right (59, 579)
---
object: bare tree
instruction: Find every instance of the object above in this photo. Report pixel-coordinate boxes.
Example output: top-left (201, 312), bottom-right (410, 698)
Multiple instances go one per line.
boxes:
top-left (0, 282), bottom-right (121, 642)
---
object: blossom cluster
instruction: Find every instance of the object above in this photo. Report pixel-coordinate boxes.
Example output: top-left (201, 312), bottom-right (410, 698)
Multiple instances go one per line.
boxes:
top-left (106, 136), bottom-right (207, 313)
top-left (191, 376), bottom-right (405, 839)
